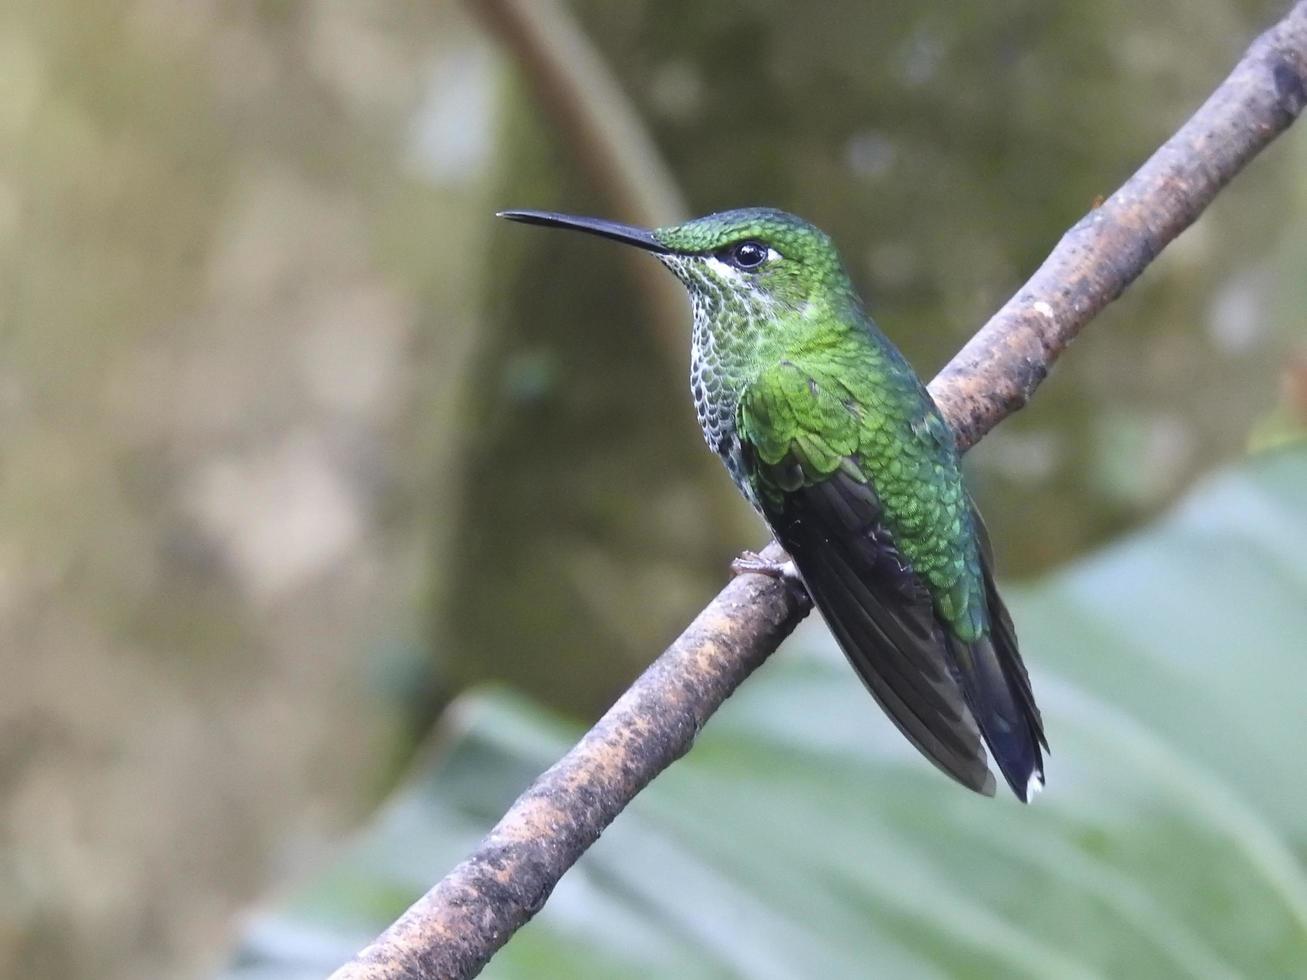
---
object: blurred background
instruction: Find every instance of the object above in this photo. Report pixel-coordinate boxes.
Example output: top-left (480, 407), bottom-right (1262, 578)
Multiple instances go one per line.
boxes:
top-left (2, 0), bottom-right (1306, 977)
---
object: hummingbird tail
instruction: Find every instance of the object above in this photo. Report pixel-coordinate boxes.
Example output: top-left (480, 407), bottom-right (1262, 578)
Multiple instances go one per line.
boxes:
top-left (960, 507), bottom-right (1048, 802)
top-left (947, 625), bottom-right (1047, 802)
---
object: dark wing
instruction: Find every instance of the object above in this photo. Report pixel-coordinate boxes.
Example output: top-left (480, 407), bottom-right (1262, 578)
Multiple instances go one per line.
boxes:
top-left (756, 458), bottom-right (998, 796)
top-left (736, 362), bottom-right (1046, 799)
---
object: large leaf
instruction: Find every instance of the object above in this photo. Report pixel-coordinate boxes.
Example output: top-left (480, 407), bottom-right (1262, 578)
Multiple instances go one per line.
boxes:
top-left (225, 449), bottom-right (1307, 979)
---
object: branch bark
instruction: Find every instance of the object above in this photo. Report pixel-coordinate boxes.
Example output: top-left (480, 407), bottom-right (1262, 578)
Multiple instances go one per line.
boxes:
top-left (333, 4), bottom-right (1307, 978)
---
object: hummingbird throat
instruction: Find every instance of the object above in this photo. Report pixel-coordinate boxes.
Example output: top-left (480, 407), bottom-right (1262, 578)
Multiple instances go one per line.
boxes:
top-left (659, 253), bottom-right (781, 502)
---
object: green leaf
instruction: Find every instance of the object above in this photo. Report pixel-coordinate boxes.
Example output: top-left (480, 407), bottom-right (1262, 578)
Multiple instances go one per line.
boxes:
top-left (224, 448), bottom-right (1307, 979)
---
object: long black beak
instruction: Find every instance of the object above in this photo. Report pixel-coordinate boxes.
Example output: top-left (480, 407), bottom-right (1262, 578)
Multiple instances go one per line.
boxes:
top-left (497, 209), bottom-right (670, 254)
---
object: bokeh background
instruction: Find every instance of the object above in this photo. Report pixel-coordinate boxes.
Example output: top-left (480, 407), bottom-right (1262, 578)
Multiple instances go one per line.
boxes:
top-left (3, 0), bottom-right (1305, 977)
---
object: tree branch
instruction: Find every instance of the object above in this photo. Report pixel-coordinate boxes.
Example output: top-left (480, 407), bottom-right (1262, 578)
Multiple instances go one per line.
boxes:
top-left (470, 0), bottom-right (691, 370)
top-left (333, 4), bottom-right (1307, 978)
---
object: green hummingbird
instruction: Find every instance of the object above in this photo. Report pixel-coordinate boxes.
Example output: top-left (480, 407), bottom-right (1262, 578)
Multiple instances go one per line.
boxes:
top-left (499, 207), bottom-right (1047, 801)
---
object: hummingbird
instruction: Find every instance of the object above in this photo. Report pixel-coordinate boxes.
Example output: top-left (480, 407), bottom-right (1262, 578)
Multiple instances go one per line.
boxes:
top-left (499, 207), bottom-right (1047, 801)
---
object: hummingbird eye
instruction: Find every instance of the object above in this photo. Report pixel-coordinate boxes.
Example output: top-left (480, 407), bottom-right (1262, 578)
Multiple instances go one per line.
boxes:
top-left (720, 240), bottom-right (769, 271)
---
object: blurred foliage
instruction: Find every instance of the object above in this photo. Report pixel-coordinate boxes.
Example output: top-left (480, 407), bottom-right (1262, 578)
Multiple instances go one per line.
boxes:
top-left (227, 448), bottom-right (1307, 979)
top-left (1250, 355), bottom-right (1307, 451)
top-left (1, 0), bottom-right (1304, 977)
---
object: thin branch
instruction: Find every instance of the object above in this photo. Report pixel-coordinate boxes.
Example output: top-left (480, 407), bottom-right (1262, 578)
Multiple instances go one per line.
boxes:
top-left (468, 0), bottom-right (760, 585)
top-left (332, 4), bottom-right (1307, 978)
top-left (470, 0), bottom-right (691, 369)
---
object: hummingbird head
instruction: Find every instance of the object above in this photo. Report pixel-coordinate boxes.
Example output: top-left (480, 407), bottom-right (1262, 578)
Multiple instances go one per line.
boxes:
top-left (648, 208), bottom-right (852, 315)
top-left (497, 207), bottom-right (856, 323)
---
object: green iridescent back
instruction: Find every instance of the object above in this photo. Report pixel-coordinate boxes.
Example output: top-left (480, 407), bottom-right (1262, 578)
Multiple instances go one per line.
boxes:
top-left (739, 338), bottom-right (987, 642)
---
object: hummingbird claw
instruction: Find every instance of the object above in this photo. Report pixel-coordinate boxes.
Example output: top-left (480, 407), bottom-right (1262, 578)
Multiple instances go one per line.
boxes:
top-left (730, 550), bottom-right (803, 586)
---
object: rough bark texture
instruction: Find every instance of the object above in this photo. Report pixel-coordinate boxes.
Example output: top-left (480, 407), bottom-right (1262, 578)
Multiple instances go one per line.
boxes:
top-left (337, 563), bottom-right (807, 980)
top-left (332, 4), bottom-right (1307, 978)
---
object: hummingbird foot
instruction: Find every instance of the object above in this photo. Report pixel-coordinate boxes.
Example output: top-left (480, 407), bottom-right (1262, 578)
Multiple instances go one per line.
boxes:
top-left (730, 550), bottom-right (803, 586)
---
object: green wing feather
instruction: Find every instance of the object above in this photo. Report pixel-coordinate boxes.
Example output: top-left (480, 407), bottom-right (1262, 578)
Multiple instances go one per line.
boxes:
top-left (738, 358), bottom-right (1045, 799)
